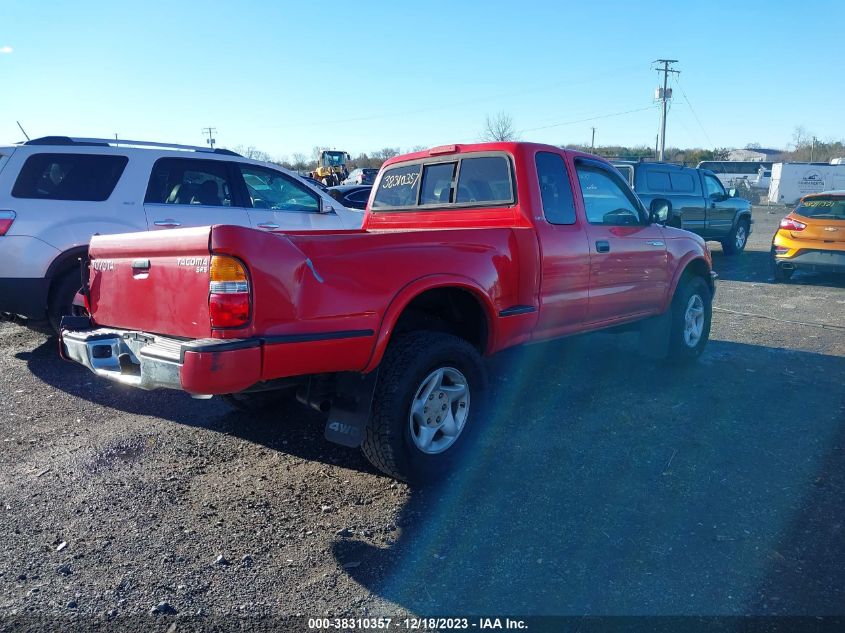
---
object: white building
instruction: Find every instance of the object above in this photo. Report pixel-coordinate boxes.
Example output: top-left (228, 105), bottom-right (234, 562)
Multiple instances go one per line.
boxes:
top-left (728, 148), bottom-right (783, 162)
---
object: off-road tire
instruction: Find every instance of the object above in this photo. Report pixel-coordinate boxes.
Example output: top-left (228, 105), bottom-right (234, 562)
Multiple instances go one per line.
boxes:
top-left (667, 275), bottom-right (712, 363)
top-left (721, 218), bottom-right (749, 255)
top-left (48, 269), bottom-right (83, 334)
top-left (361, 332), bottom-right (487, 485)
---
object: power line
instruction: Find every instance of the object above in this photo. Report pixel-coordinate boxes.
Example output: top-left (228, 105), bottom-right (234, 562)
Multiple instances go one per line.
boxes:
top-left (520, 104), bottom-right (656, 133)
top-left (260, 64), bottom-right (645, 129)
top-left (674, 76), bottom-right (714, 147)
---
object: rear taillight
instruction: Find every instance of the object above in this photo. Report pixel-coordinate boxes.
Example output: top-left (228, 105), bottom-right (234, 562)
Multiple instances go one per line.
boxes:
top-left (774, 246), bottom-right (789, 255)
top-left (0, 210), bottom-right (15, 236)
top-left (780, 217), bottom-right (806, 231)
top-left (209, 255), bottom-right (250, 328)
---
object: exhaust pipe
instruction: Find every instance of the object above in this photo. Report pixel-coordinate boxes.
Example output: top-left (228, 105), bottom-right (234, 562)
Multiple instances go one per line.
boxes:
top-left (296, 391), bottom-right (331, 413)
top-left (780, 262), bottom-right (795, 270)
top-left (296, 386), bottom-right (332, 413)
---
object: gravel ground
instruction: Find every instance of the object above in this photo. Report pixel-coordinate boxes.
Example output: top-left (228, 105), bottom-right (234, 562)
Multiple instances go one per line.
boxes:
top-left (1, 206), bottom-right (843, 629)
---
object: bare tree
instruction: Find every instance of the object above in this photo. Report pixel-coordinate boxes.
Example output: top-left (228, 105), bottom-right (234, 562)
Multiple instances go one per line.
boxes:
top-left (230, 145), bottom-right (273, 162)
top-left (792, 126), bottom-right (809, 151)
top-left (481, 111), bottom-right (518, 142)
top-left (291, 153), bottom-right (309, 171)
top-left (372, 147), bottom-right (401, 162)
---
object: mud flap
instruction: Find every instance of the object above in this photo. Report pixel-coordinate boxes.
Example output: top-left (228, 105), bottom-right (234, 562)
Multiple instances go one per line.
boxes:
top-left (638, 309), bottom-right (671, 360)
top-left (324, 370), bottom-right (379, 448)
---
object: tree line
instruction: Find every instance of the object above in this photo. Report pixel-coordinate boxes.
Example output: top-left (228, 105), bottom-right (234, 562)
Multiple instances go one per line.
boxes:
top-left (227, 123), bottom-right (844, 175)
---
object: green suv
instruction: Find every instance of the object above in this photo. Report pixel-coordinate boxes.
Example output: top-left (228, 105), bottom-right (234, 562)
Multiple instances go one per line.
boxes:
top-left (613, 161), bottom-right (753, 254)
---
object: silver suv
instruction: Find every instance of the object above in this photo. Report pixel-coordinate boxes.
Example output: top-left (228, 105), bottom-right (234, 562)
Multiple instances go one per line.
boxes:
top-left (0, 136), bottom-right (363, 331)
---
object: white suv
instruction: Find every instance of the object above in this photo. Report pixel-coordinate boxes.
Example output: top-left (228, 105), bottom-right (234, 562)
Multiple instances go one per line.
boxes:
top-left (0, 136), bottom-right (363, 331)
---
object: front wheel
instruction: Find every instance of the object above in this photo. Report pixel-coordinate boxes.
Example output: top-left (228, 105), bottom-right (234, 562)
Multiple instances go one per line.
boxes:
top-left (361, 332), bottom-right (487, 484)
top-left (721, 218), bottom-right (749, 255)
top-left (667, 276), bottom-right (712, 363)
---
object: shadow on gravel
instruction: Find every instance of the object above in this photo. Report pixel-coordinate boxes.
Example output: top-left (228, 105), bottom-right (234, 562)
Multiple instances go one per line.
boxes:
top-left (334, 335), bottom-right (845, 615)
top-left (17, 338), bottom-right (378, 475)
top-left (712, 249), bottom-right (845, 289)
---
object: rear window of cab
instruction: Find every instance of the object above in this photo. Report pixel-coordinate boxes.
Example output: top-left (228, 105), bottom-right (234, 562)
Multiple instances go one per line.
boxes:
top-left (371, 154), bottom-right (514, 211)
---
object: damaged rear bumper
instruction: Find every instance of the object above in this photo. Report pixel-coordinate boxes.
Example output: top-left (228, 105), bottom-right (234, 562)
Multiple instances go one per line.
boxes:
top-left (60, 323), bottom-right (262, 395)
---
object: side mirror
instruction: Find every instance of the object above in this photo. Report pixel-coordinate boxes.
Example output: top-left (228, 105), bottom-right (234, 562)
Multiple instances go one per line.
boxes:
top-left (320, 196), bottom-right (339, 213)
top-left (649, 199), bottom-right (670, 225)
top-left (728, 188), bottom-right (737, 198)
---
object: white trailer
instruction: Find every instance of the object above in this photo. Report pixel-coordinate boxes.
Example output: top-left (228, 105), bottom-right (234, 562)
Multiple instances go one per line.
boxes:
top-left (767, 162), bottom-right (845, 204)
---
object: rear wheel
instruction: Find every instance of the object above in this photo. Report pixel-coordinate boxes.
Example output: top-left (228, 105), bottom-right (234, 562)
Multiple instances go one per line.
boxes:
top-left (48, 270), bottom-right (84, 334)
top-left (721, 218), bottom-right (749, 255)
top-left (667, 276), bottom-right (712, 363)
top-left (361, 332), bottom-right (486, 484)
top-left (772, 261), bottom-right (794, 282)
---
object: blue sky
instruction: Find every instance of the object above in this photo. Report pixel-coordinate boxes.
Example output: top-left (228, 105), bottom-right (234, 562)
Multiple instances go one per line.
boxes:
top-left (1, 1), bottom-right (841, 160)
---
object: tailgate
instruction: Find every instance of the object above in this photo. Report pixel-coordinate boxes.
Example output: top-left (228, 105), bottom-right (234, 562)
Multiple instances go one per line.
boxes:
top-left (87, 226), bottom-right (213, 339)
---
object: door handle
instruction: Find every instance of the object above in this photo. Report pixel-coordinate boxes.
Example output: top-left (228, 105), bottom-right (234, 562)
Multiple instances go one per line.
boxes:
top-left (154, 219), bottom-right (181, 227)
top-left (595, 240), bottom-right (610, 253)
top-left (257, 223), bottom-right (280, 230)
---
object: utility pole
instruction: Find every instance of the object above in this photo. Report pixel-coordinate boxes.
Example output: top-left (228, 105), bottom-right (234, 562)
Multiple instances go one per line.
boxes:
top-left (652, 59), bottom-right (680, 162)
top-left (811, 136), bottom-right (817, 162)
top-left (202, 127), bottom-right (217, 149)
top-left (590, 127), bottom-right (596, 151)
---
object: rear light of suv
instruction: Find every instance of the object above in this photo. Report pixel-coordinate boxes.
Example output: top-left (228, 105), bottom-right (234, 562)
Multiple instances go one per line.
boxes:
top-left (208, 255), bottom-right (251, 328)
top-left (0, 210), bottom-right (15, 236)
top-left (779, 218), bottom-right (806, 231)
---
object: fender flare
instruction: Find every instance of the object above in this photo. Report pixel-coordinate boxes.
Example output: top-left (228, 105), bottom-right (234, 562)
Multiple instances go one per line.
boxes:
top-left (362, 274), bottom-right (498, 374)
top-left (664, 254), bottom-right (712, 312)
top-left (733, 209), bottom-right (752, 229)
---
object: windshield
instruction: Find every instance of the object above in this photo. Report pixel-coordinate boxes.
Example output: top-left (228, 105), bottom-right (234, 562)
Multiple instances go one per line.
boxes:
top-left (322, 152), bottom-right (347, 167)
top-left (795, 196), bottom-right (845, 219)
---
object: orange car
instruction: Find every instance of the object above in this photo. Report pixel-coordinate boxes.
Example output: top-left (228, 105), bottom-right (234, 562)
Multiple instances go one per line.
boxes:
top-left (772, 190), bottom-right (845, 281)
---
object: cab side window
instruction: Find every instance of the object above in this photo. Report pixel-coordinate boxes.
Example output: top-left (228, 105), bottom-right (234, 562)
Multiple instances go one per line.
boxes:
top-left (535, 152), bottom-right (576, 225)
top-left (704, 174), bottom-right (726, 198)
top-left (575, 160), bottom-right (645, 226)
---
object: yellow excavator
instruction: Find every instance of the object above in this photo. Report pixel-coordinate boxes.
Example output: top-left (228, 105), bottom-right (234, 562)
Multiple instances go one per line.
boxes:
top-left (311, 150), bottom-right (351, 187)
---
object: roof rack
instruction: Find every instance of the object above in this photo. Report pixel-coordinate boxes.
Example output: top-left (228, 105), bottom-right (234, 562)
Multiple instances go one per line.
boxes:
top-left (23, 136), bottom-right (242, 157)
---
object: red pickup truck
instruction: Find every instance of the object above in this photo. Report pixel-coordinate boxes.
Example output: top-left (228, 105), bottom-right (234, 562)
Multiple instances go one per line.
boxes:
top-left (61, 142), bottom-right (715, 483)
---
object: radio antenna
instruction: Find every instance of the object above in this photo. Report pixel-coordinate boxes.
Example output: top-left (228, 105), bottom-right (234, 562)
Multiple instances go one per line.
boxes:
top-left (16, 120), bottom-right (30, 141)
